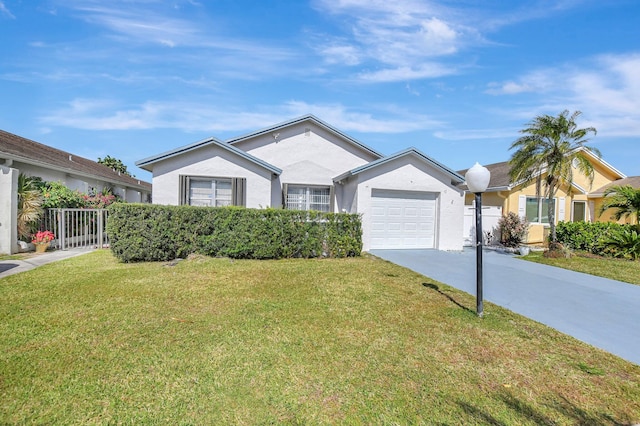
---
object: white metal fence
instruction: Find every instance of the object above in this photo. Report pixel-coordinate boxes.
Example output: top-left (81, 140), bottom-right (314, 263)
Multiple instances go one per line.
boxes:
top-left (40, 209), bottom-right (109, 250)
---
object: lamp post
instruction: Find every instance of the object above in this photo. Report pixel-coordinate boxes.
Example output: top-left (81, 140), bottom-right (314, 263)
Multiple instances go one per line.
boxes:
top-left (465, 163), bottom-right (491, 317)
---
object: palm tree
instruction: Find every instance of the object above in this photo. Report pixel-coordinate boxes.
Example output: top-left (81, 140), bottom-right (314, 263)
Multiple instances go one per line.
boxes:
top-left (509, 110), bottom-right (598, 245)
top-left (598, 185), bottom-right (640, 225)
top-left (17, 173), bottom-right (44, 240)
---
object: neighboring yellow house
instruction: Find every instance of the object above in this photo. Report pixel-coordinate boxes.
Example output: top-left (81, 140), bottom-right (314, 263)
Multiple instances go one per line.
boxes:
top-left (461, 148), bottom-right (638, 246)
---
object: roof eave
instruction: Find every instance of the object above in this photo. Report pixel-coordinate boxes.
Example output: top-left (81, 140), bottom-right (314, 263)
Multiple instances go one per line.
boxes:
top-left (2, 152), bottom-right (151, 191)
top-left (334, 148), bottom-right (464, 184)
top-left (135, 137), bottom-right (282, 176)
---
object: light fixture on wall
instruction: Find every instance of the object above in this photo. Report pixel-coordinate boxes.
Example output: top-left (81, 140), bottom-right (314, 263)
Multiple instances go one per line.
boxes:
top-left (465, 162), bottom-right (491, 317)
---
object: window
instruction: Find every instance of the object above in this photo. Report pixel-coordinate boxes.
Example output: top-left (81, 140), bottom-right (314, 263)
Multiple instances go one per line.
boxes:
top-left (189, 178), bottom-right (232, 207)
top-left (525, 197), bottom-right (555, 224)
top-left (572, 201), bottom-right (586, 222)
top-left (284, 184), bottom-right (333, 212)
top-left (179, 176), bottom-right (246, 207)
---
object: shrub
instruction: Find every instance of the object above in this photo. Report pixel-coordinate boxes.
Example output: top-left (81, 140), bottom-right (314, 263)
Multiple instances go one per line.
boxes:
top-left (599, 228), bottom-right (640, 260)
top-left (107, 204), bottom-right (362, 262)
top-left (555, 221), bottom-right (626, 255)
top-left (38, 181), bottom-right (87, 209)
top-left (497, 212), bottom-right (528, 247)
top-left (83, 193), bottom-right (119, 209)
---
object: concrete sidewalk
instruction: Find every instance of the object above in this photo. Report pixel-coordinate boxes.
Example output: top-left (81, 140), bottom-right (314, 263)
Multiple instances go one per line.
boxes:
top-left (0, 248), bottom-right (95, 279)
top-left (370, 248), bottom-right (640, 366)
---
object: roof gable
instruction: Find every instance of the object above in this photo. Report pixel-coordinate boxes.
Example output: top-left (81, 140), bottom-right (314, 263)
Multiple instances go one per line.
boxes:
top-left (0, 129), bottom-right (151, 190)
top-left (136, 136), bottom-right (282, 175)
top-left (335, 147), bottom-right (464, 184)
top-left (226, 115), bottom-right (384, 160)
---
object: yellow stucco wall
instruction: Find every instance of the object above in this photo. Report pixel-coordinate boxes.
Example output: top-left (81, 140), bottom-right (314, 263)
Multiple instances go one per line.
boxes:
top-left (464, 154), bottom-right (627, 244)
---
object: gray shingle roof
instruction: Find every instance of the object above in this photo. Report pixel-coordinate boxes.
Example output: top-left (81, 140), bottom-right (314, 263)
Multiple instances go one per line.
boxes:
top-left (0, 129), bottom-right (151, 191)
top-left (458, 161), bottom-right (512, 190)
top-left (593, 176), bottom-right (640, 194)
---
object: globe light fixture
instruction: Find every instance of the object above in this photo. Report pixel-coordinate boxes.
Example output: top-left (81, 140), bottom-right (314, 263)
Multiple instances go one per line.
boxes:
top-left (465, 163), bottom-right (491, 317)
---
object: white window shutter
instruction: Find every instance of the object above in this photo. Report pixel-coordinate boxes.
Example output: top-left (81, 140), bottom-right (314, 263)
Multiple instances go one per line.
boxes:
top-left (518, 195), bottom-right (526, 219)
top-left (558, 197), bottom-right (565, 222)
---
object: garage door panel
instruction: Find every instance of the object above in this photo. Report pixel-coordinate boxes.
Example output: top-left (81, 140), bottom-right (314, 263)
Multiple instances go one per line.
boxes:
top-left (370, 190), bottom-right (437, 249)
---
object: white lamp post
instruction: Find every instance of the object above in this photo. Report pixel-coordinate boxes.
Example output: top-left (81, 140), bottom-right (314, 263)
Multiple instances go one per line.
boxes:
top-left (465, 163), bottom-right (491, 317)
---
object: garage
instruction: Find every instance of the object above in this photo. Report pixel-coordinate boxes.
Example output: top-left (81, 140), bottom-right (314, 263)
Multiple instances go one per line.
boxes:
top-left (370, 189), bottom-right (437, 249)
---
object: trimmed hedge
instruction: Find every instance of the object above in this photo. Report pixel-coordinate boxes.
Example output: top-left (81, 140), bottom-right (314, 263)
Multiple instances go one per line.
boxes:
top-left (555, 221), bottom-right (627, 255)
top-left (106, 203), bottom-right (362, 262)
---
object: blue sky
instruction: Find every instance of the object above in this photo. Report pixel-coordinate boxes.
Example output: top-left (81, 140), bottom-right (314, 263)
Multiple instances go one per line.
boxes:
top-left (1, 0), bottom-right (639, 181)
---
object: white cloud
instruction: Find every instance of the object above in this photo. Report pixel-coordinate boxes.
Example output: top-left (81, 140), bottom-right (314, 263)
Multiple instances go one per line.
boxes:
top-left (0, 1), bottom-right (15, 19)
top-left (282, 101), bottom-right (442, 133)
top-left (318, 0), bottom-right (468, 73)
top-left (433, 127), bottom-right (520, 141)
top-left (63, 3), bottom-right (202, 47)
top-left (358, 64), bottom-right (455, 83)
top-left (40, 98), bottom-right (442, 134)
top-left (319, 44), bottom-right (362, 66)
top-left (485, 69), bottom-right (556, 95)
top-left (485, 53), bottom-right (640, 137)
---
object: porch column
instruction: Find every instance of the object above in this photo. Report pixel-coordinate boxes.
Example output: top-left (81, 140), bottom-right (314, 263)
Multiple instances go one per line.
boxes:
top-left (0, 165), bottom-right (19, 254)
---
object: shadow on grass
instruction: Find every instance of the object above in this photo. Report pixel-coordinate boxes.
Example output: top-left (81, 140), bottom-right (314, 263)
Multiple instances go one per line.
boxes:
top-left (422, 282), bottom-right (474, 314)
top-left (458, 391), bottom-right (629, 426)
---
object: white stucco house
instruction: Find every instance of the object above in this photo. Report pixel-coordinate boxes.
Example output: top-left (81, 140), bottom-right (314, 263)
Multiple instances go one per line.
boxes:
top-left (0, 129), bottom-right (153, 254)
top-left (136, 115), bottom-right (465, 251)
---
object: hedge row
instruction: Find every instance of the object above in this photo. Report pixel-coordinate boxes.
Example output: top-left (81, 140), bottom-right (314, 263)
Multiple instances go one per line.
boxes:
top-left (106, 203), bottom-right (362, 262)
top-left (555, 221), bottom-right (627, 254)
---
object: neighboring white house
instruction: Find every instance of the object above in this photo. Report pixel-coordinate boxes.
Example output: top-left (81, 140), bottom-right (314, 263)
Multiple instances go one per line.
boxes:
top-left (137, 115), bottom-right (465, 251)
top-left (0, 129), bottom-right (152, 202)
top-left (0, 129), bottom-right (152, 254)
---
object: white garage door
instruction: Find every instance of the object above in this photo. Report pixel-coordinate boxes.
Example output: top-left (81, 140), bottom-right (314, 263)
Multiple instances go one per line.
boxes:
top-left (370, 189), bottom-right (437, 249)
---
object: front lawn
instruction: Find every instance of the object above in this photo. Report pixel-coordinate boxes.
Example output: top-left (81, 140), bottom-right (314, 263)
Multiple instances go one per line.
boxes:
top-left (1, 251), bottom-right (639, 424)
top-left (522, 251), bottom-right (640, 285)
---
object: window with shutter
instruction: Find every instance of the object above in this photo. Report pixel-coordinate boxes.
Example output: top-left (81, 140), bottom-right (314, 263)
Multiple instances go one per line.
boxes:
top-left (524, 196), bottom-right (556, 224)
top-left (179, 175), bottom-right (245, 207)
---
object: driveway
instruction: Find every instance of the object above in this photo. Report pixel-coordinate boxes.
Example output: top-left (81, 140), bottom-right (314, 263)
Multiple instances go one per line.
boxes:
top-left (370, 248), bottom-right (640, 366)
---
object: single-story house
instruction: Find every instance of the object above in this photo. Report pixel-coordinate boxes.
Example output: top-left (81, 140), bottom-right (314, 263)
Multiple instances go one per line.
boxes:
top-left (0, 129), bottom-right (152, 202)
top-left (0, 129), bottom-right (152, 254)
top-left (137, 115), bottom-right (466, 251)
top-left (459, 147), bottom-right (638, 245)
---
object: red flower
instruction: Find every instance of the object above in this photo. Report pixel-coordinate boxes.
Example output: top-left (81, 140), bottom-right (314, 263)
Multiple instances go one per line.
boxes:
top-left (32, 230), bottom-right (55, 244)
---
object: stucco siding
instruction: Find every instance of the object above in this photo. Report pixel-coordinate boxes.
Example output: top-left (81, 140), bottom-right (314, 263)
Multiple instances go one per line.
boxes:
top-left (233, 122), bottom-right (377, 186)
top-left (353, 157), bottom-right (464, 251)
top-left (9, 161), bottom-right (150, 201)
top-left (149, 144), bottom-right (273, 207)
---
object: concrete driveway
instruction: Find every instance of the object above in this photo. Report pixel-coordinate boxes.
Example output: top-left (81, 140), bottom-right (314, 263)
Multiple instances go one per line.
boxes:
top-left (370, 248), bottom-right (640, 366)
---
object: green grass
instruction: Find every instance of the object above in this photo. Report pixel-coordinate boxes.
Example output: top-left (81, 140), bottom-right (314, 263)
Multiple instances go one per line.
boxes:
top-left (522, 251), bottom-right (640, 285)
top-left (1, 251), bottom-right (639, 424)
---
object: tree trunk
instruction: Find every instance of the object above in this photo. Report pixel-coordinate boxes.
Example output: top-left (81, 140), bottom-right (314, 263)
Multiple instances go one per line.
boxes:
top-left (548, 186), bottom-right (556, 244)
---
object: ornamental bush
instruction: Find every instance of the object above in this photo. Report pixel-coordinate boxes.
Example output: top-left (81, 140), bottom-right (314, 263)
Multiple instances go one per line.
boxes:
top-left (497, 212), bottom-right (528, 247)
top-left (107, 204), bottom-right (363, 262)
top-left (599, 227), bottom-right (640, 260)
top-left (555, 221), bottom-right (626, 255)
top-left (37, 181), bottom-right (87, 209)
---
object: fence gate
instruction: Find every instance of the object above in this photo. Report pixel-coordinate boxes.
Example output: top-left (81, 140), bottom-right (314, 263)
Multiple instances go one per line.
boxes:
top-left (42, 209), bottom-right (109, 250)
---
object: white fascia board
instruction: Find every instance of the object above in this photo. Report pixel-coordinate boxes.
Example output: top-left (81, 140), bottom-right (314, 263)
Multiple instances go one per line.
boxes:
top-left (136, 137), bottom-right (282, 175)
